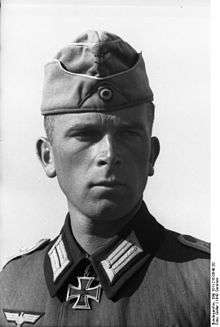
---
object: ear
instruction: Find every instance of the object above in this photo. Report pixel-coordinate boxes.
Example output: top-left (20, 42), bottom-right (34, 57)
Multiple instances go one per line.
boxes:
top-left (148, 136), bottom-right (160, 177)
top-left (36, 137), bottom-right (56, 178)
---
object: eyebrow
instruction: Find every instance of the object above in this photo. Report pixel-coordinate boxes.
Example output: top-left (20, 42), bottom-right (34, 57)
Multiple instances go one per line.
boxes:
top-left (64, 123), bottom-right (101, 137)
top-left (118, 122), bottom-right (146, 130)
top-left (66, 123), bottom-right (98, 130)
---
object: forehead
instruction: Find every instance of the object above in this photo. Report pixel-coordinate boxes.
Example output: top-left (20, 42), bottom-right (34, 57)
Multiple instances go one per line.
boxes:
top-left (53, 103), bottom-right (152, 131)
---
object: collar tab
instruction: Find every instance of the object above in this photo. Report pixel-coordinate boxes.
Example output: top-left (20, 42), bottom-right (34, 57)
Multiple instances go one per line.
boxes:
top-left (48, 234), bottom-right (71, 282)
top-left (91, 230), bottom-right (149, 299)
top-left (100, 238), bottom-right (143, 284)
top-left (44, 215), bottom-right (86, 297)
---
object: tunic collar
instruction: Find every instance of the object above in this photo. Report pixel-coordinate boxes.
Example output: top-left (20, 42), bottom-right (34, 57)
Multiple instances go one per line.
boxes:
top-left (44, 202), bottom-right (165, 299)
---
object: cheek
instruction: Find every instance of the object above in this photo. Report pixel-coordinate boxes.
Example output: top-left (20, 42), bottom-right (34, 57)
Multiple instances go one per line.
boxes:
top-left (124, 138), bottom-right (150, 169)
top-left (123, 139), bottom-right (150, 192)
top-left (53, 143), bottom-right (91, 187)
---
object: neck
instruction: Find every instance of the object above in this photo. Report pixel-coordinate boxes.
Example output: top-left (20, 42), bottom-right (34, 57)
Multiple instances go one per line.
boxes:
top-left (68, 202), bottom-right (141, 255)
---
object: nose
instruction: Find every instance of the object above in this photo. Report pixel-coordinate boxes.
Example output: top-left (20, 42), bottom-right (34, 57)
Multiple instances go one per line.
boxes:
top-left (96, 134), bottom-right (122, 168)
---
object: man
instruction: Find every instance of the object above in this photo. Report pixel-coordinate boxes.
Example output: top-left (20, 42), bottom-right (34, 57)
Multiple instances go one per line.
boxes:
top-left (0, 30), bottom-right (210, 327)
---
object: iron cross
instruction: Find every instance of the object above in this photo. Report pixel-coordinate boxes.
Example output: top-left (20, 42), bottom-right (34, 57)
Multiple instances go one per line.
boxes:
top-left (66, 276), bottom-right (102, 310)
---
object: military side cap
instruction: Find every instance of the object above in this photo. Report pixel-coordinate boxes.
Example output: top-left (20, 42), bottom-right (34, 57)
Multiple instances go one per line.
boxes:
top-left (41, 30), bottom-right (153, 115)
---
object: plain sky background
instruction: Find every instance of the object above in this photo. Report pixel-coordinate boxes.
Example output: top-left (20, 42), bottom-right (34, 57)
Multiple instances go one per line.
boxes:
top-left (0, 0), bottom-right (210, 268)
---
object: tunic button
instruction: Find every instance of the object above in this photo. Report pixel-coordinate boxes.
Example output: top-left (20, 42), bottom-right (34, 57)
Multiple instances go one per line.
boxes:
top-left (98, 87), bottom-right (113, 101)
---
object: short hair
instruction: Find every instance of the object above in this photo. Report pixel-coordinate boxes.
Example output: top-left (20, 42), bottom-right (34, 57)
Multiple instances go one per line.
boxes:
top-left (44, 115), bottom-right (56, 144)
top-left (44, 102), bottom-right (155, 144)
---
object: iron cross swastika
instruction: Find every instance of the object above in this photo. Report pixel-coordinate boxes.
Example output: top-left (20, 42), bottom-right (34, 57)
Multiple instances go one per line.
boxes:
top-left (66, 276), bottom-right (102, 310)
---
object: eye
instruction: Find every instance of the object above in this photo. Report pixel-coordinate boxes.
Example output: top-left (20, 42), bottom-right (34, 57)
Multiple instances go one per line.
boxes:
top-left (119, 129), bottom-right (142, 138)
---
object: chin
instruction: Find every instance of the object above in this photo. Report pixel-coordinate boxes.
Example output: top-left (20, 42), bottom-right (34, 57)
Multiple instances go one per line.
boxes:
top-left (82, 197), bottom-right (136, 221)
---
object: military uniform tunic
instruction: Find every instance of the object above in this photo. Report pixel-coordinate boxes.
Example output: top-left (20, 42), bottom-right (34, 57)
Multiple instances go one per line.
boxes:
top-left (0, 203), bottom-right (210, 327)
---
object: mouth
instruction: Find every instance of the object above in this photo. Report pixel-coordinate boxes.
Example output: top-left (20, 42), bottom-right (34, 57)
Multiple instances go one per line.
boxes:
top-left (91, 179), bottom-right (125, 188)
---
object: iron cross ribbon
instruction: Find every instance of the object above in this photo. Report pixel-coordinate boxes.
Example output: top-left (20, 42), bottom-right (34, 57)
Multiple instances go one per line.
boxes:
top-left (3, 309), bottom-right (44, 326)
top-left (66, 276), bottom-right (102, 310)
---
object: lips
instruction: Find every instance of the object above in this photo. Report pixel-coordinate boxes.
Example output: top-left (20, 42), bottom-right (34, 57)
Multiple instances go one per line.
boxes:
top-left (91, 179), bottom-right (125, 188)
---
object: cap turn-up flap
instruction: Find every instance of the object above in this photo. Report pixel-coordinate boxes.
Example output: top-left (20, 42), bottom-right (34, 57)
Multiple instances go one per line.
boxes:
top-left (41, 54), bottom-right (152, 114)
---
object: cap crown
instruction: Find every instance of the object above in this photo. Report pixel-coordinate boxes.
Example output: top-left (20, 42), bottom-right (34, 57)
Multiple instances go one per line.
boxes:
top-left (55, 30), bottom-right (138, 77)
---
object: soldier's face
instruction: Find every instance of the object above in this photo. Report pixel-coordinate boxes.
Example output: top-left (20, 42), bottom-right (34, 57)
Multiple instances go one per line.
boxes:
top-left (44, 104), bottom-right (159, 221)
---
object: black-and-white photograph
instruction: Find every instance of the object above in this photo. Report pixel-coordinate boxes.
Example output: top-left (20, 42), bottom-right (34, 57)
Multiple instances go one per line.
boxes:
top-left (0, 1), bottom-right (212, 326)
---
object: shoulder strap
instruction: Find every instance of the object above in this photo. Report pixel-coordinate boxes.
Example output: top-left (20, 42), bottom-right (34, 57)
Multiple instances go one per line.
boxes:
top-left (3, 238), bottom-right (50, 268)
top-left (177, 234), bottom-right (210, 254)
